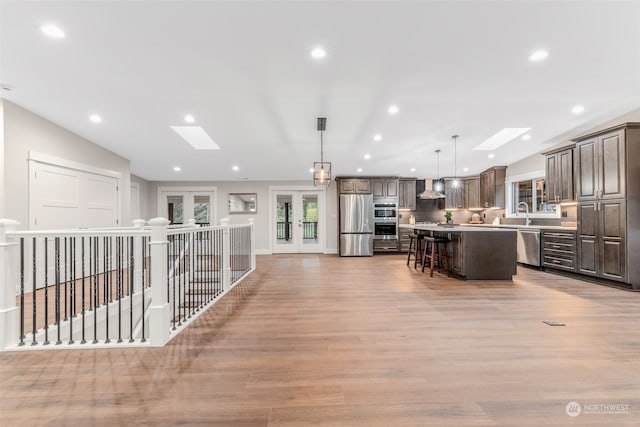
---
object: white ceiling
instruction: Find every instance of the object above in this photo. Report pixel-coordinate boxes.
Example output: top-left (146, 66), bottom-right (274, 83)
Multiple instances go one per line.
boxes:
top-left (2, 1), bottom-right (640, 181)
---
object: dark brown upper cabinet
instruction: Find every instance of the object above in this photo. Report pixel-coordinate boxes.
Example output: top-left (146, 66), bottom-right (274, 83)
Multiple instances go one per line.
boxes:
top-left (544, 145), bottom-right (574, 204)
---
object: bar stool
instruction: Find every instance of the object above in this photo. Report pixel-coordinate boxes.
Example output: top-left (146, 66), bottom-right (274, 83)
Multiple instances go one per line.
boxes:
top-left (406, 233), bottom-right (425, 269)
top-left (422, 236), bottom-right (450, 277)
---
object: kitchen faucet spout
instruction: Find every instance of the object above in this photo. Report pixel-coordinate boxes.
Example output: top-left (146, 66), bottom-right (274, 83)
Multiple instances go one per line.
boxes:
top-left (518, 202), bottom-right (531, 226)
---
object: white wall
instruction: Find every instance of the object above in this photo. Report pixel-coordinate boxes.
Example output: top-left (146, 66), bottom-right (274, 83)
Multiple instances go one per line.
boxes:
top-left (147, 180), bottom-right (338, 254)
top-left (0, 100), bottom-right (5, 217)
top-left (2, 100), bottom-right (131, 230)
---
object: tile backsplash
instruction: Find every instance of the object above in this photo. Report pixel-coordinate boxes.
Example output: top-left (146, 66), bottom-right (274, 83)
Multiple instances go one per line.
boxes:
top-left (399, 199), bottom-right (577, 226)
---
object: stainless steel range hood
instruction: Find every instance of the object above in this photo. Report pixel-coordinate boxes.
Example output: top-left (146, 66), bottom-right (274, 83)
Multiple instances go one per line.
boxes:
top-left (417, 179), bottom-right (445, 199)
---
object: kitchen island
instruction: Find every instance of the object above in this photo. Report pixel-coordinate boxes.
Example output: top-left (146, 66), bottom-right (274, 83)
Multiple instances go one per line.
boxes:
top-left (401, 224), bottom-right (517, 280)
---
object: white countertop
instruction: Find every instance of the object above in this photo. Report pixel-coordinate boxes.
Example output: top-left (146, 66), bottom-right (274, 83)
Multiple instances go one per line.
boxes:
top-left (400, 224), bottom-right (517, 233)
top-left (400, 223), bottom-right (577, 231)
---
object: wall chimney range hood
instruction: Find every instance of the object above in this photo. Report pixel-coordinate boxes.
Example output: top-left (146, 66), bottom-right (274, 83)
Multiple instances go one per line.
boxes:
top-left (418, 179), bottom-right (445, 199)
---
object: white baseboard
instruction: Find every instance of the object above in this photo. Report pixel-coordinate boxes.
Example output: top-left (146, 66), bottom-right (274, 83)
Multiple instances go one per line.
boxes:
top-left (324, 247), bottom-right (338, 254)
top-left (256, 249), bottom-right (272, 255)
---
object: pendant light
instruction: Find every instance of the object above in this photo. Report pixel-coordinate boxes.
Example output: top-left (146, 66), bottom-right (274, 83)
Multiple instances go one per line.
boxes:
top-left (433, 149), bottom-right (444, 193)
top-left (313, 117), bottom-right (331, 187)
top-left (451, 135), bottom-right (460, 188)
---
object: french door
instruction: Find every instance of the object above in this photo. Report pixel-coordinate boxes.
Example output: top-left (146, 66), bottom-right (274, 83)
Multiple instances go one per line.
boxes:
top-left (271, 188), bottom-right (325, 253)
top-left (158, 189), bottom-right (216, 226)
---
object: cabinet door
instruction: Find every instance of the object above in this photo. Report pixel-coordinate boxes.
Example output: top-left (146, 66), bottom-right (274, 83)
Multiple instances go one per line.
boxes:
top-left (545, 153), bottom-right (558, 203)
top-left (371, 180), bottom-right (384, 197)
top-left (576, 138), bottom-right (598, 201)
top-left (480, 171), bottom-right (494, 208)
top-left (445, 180), bottom-right (464, 209)
top-left (464, 178), bottom-right (480, 209)
top-left (355, 179), bottom-right (371, 194)
top-left (599, 131), bottom-right (625, 199)
top-left (600, 199), bottom-right (626, 280)
top-left (578, 201), bottom-right (598, 275)
top-left (399, 180), bottom-right (416, 210)
top-left (385, 180), bottom-right (398, 197)
top-left (558, 149), bottom-right (574, 202)
top-left (339, 179), bottom-right (356, 194)
top-left (450, 233), bottom-right (464, 275)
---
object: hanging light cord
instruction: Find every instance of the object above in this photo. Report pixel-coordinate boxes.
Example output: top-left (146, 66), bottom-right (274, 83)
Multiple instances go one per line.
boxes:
top-left (320, 130), bottom-right (324, 165)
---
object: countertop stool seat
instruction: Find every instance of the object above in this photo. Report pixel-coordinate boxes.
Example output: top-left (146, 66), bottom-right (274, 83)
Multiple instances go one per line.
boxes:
top-left (406, 233), bottom-right (425, 269)
top-left (421, 236), bottom-right (450, 277)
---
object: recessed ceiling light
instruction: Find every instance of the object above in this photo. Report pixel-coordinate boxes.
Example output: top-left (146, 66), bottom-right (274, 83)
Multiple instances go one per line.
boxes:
top-left (364, 154), bottom-right (371, 160)
top-left (488, 153), bottom-right (496, 159)
top-left (173, 166), bottom-right (181, 172)
top-left (309, 168), bottom-right (314, 173)
top-left (522, 134), bottom-right (531, 141)
top-left (311, 46), bottom-right (326, 59)
top-left (89, 114), bottom-right (102, 123)
top-left (170, 126), bottom-right (220, 150)
top-left (373, 134), bottom-right (382, 142)
top-left (571, 104), bottom-right (585, 114)
top-left (184, 114), bottom-right (195, 123)
top-left (463, 167), bottom-right (469, 172)
top-left (410, 168), bottom-right (416, 172)
top-left (232, 165), bottom-right (239, 171)
top-left (40, 24), bottom-right (65, 39)
top-left (356, 168), bottom-right (363, 173)
top-left (529, 49), bottom-right (548, 62)
top-left (388, 105), bottom-right (399, 115)
top-left (474, 128), bottom-right (531, 150)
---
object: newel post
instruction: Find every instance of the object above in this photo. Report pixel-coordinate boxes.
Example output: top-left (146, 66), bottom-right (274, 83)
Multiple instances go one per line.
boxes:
top-left (220, 218), bottom-right (231, 291)
top-left (248, 218), bottom-right (256, 271)
top-left (132, 219), bottom-right (146, 294)
top-left (148, 217), bottom-right (170, 346)
top-left (0, 219), bottom-right (20, 350)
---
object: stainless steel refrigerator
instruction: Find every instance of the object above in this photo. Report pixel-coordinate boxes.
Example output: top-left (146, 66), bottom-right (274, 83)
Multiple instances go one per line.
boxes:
top-left (339, 194), bottom-right (374, 256)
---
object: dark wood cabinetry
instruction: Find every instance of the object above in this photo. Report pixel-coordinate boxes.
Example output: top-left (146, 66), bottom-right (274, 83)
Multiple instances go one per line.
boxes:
top-left (577, 199), bottom-right (626, 280)
top-left (372, 179), bottom-right (398, 198)
top-left (398, 179), bottom-right (416, 210)
top-left (444, 179), bottom-right (464, 209)
top-left (463, 177), bottom-right (481, 209)
top-left (542, 230), bottom-right (576, 272)
top-left (544, 146), bottom-right (574, 204)
top-left (339, 178), bottom-right (371, 194)
top-left (573, 123), bottom-right (639, 289)
top-left (480, 167), bottom-right (506, 209)
top-left (576, 130), bottom-right (625, 201)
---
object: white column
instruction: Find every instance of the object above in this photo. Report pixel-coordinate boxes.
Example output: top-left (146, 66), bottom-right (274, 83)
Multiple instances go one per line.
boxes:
top-left (0, 219), bottom-right (19, 350)
top-left (220, 218), bottom-right (231, 290)
top-left (148, 217), bottom-right (170, 346)
top-left (132, 219), bottom-right (146, 294)
top-left (248, 218), bottom-right (256, 271)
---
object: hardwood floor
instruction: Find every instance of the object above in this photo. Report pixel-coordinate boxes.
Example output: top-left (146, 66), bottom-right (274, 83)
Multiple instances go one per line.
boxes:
top-left (1, 254), bottom-right (639, 426)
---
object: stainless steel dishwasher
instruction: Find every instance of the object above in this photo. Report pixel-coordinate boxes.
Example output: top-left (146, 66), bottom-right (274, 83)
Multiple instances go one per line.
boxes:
top-left (516, 228), bottom-right (541, 267)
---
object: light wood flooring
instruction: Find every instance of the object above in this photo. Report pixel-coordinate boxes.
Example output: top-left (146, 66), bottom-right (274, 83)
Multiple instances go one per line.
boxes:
top-left (1, 254), bottom-right (639, 426)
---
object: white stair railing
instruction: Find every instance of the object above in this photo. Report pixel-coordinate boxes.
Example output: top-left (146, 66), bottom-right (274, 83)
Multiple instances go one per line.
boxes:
top-left (0, 218), bottom-right (255, 351)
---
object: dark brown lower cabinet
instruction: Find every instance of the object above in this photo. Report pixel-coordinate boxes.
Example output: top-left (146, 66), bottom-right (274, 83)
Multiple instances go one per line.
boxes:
top-left (578, 199), bottom-right (626, 281)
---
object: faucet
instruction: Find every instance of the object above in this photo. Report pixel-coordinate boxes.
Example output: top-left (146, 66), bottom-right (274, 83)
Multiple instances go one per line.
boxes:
top-left (518, 202), bottom-right (532, 226)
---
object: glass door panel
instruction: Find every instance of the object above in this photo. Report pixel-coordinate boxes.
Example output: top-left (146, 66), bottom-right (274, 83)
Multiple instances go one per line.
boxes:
top-left (272, 190), bottom-right (323, 253)
top-left (167, 195), bottom-right (184, 224)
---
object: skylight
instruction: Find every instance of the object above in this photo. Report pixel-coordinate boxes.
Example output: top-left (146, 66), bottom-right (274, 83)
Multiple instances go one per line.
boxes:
top-left (474, 128), bottom-right (531, 151)
top-left (170, 126), bottom-right (220, 150)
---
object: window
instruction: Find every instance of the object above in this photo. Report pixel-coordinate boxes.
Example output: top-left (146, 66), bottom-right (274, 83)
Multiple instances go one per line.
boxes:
top-left (506, 171), bottom-right (560, 218)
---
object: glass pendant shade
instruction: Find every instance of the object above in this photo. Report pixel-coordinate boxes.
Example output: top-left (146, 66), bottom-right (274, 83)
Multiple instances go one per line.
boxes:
top-left (313, 162), bottom-right (331, 187)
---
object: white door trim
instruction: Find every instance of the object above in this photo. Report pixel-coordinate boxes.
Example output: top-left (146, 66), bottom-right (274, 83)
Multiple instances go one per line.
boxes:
top-left (268, 186), bottom-right (326, 254)
top-left (28, 150), bottom-right (122, 179)
top-left (157, 186), bottom-right (218, 224)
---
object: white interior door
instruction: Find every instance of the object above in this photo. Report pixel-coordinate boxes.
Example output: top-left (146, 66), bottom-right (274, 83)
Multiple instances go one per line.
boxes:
top-left (272, 189), bottom-right (324, 253)
top-left (159, 190), bottom-right (215, 225)
top-left (30, 161), bottom-right (119, 229)
top-left (130, 182), bottom-right (141, 221)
